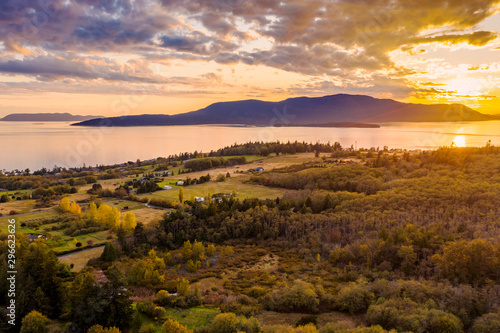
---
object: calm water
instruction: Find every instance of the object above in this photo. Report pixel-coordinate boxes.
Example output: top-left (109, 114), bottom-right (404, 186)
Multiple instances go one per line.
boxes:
top-left (1, 121), bottom-right (500, 171)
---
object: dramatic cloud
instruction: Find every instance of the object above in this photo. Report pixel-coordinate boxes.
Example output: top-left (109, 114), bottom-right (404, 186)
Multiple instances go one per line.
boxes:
top-left (0, 0), bottom-right (500, 114)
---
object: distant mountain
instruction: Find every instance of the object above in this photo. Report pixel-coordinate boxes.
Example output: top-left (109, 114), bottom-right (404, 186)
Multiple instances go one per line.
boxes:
top-left (2, 113), bottom-right (101, 122)
top-left (72, 94), bottom-right (498, 127)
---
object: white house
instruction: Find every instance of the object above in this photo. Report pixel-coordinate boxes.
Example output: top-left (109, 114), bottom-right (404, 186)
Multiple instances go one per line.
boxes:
top-left (194, 196), bottom-right (205, 203)
top-left (163, 185), bottom-right (173, 190)
top-left (176, 181), bottom-right (184, 186)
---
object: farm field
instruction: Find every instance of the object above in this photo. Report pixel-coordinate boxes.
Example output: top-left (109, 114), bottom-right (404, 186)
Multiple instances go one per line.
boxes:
top-left (58, 245), bottom-right (106, 271)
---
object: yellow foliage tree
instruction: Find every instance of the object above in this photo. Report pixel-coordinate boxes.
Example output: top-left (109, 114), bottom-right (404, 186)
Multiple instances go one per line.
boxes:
top-left (161, 319), bottom-right (192, 333)
top-left (109, 207), bottom-right (121, 229)
top-left (60, 197), bottom-right (70, 212)
top-left (97, 204), bottom-right (112, 226)
top-left (69, 201), bottom-right (81, 215)
top-left (122, 212), bottom-right (137, 232)
top-left (176, 278), bottom-right (190, 297)
top-left (87, 202), bottom-right (97, 221)
top-left (179, 187), bottom-right (184, 203)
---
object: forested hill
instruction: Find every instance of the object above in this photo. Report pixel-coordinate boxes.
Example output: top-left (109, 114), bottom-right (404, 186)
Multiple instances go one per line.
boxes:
top-left (1, 113), bottom-right (100, 122)
top-left (71, 94), bottom-right (497, 127)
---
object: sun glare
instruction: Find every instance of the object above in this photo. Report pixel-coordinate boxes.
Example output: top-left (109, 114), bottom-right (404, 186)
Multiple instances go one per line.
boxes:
top-left (452, 135), bottom-right (467, 147)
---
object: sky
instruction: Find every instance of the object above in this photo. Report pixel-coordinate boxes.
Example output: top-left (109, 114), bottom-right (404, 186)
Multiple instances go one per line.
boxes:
top-left (1, 0), bottom-right (500, 117)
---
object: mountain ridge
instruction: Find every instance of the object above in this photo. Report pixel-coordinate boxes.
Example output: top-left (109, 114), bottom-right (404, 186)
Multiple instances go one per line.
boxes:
top-left (71, 94), bottom-right (498, 127)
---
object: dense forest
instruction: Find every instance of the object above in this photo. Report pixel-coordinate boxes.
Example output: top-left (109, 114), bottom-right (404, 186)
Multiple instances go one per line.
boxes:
top-left (1, 144), bottom-right (500, 332)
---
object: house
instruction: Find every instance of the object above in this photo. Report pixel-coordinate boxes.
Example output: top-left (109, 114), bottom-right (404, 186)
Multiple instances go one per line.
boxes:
top-left (176, 181), bottom-right (184, 186)
top-left (195, 196), bottom-right (205, 203)
top-left (28, 234), bottom-right (46, 242)
top-left (163, 185), bottom-right (173, 190)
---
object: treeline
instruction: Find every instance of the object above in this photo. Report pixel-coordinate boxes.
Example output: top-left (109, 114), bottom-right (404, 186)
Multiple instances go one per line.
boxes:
top-left (163, 141), bottom-right (343, 161)
top-left (184, 156), bottom-right (246, 171)
top-left (207, 141), bottom-right (343, 157)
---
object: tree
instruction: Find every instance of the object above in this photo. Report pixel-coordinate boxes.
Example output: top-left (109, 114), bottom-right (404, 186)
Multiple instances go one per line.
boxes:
top-left (70, 201), bottom-right (81, 214)
top-left (207, 244), bottom-right (216, 257)
top-left (87, 202), bottom-right (98, 221)
top-left (122, 212), bottom-right (137, 232)
top-left (161, 319), bottom-right (192, 333)
top-left (179, 187), bottom-right (184, 203)
top-left (177, 278), bottom-right (190, 297)
top-left (337, 281), bottom-right (375, 314)
top-left (282, 280), bottom-right (319, 312)
top-left (192, 240), bottom-right (205, 260)
top-left (471, 313), bottom-right (500, 333)
top-left (20, 310), bottom-right (50, 333)
top-left (101, 243), bottom-right (118, 262)
top-left (434, 239), bottom-right (498, 285)
top-left (97, 204), bottom-right (112, 226)
top-left (60, 197), bottom-right (70, 211)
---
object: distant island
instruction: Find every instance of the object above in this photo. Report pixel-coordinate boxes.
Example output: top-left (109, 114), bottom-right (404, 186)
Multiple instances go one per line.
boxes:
top-left (71, 94), bottom-right (499, 127)
top-left (1, 113), bottom-right (101, 122)
top-left (296, 122), bottom-right (380, 128)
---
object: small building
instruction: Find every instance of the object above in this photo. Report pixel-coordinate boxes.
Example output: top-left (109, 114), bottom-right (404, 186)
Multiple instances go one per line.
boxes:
top-left (163, 185), bottom-right (173, 190)
top-left (194, 196), bottom-right (205, 203)
top-left (28, 234), bottom-right (46, 242)
top-left (176, 181), bottom-right (184, 186)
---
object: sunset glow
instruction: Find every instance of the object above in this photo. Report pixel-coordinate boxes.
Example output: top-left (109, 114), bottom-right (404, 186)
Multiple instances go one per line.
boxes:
top-left (1, 1), bottom-right (500, 117)
top-left (452, 135), bottom-right (467, 147)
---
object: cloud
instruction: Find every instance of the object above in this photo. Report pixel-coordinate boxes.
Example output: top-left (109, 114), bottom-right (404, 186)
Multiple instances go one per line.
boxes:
top-left (1, 0), bottom-right (500, 103)
top-left (0, 54), bottom-right (172, 83)
top-left (158, 32), bottom-right (238, 55)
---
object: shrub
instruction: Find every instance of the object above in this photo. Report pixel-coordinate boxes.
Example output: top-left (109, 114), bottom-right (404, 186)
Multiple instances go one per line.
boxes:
top-left (161, 319), bottom-right (192, 333)
top-left (337, 281), bottom-right (375, 314)
top-left (471, 313), bottom-right (500, 333)
top-left (20, 310), bottom-right (50, 333)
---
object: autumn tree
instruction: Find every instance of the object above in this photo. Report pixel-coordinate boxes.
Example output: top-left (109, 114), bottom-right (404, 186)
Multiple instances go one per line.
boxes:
top-left (161, 319), bottom-right (192, 333)
top-left (87, 202), bottom-right (98, 221)
top-left (70, 201), bottom-right (81, 214)
top-left (60, 197), bottom-right (70, 212)
top-left (177, 278), bottom-right (190, 297)
top-left (434, 239), bottom-right (498, 285)
top-left (20, 310), bottom-right (50, 333)
top-left (179, 187), bottom-right (184, 203)
top-left (122, 212), bottom-right (137, 232)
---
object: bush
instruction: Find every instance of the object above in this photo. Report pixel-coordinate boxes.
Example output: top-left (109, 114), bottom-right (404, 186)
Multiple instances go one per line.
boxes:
top-left (209, 313), bottom-right (261, 333)
top-left (20, 310), bottom-right (50, 333)
top-left (296, 316), bottom-right (317, 327)
top-left (471, 313), bottom-right (500, 333)
top-left (337, 281), bottom-right (375, 314)
top-left (161, 319), bottom-right (192, 333)
top-left (367, 298), bottom-right (463, 333)
top-left (136, 301), bottom-right (156, 318)
top-left (139, 323), bottom-right (156, 333)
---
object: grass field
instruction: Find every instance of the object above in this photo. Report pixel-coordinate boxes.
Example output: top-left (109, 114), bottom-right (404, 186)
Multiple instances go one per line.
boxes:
top-left (0, 199), bottom-right (39, 216)
top-left (256, 311), bottom-right (358, 329)
top-left (163, 307), bottom-right (220, 329)
top-left (143, 176), bottom-right (291, 201)
top-left (58, 245), bottom-right (106, 271)
top-left (0, 209), bottom-right (59, 231)
top-left (131, 207), bottom-right (167, 224)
